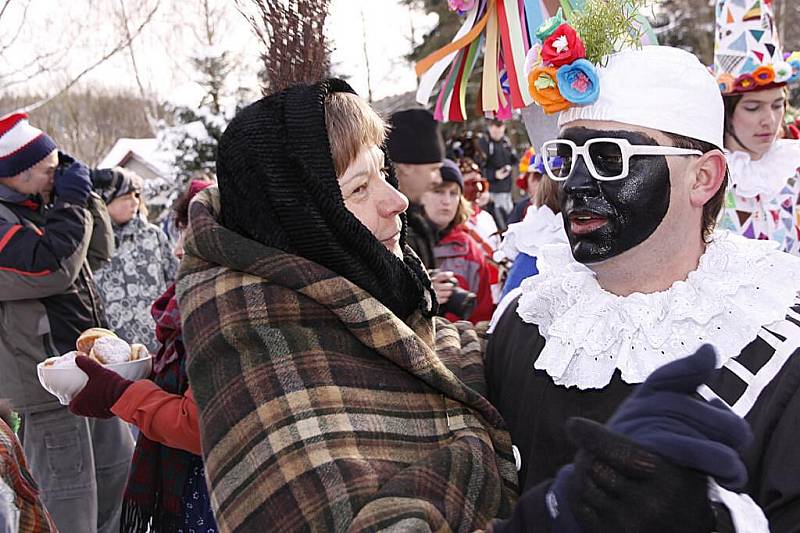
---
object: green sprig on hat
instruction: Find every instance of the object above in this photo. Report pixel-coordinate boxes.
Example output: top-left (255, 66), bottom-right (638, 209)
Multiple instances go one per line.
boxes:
top-left (568, 0), bottom-right (652, 65)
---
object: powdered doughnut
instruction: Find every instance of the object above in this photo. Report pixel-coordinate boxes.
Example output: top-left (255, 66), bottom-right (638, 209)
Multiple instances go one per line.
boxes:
top-left (90, 336), bottom-right (132, 364)
top-left (129, 344), bottom-right (148, 361)
top-left (76, 327), bottom-right (117, 353)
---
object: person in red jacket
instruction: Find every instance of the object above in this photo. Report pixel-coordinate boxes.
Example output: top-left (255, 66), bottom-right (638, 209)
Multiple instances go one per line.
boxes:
top-left (420, 159), bottom-right (495, 323)
top-left (67, 179), bottom-right (216, 533)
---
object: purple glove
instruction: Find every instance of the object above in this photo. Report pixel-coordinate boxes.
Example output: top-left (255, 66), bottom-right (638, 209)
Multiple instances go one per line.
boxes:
top-left (54, 158), bottom-right (92, 206)
top-left (69, 356), bottom-right (133, 418)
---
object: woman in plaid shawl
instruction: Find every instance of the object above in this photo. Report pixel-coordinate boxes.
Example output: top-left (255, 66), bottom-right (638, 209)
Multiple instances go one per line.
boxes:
top-left (173, 79), bottom-right (520, 532)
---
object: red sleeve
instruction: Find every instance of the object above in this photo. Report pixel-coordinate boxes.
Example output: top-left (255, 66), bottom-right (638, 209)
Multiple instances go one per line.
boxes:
top-left (446, 238), bottom-right (495, 324)
top-left (468, 254), bottom-right (496, 323)
top-left (110, 380), bottom-right (202, 455)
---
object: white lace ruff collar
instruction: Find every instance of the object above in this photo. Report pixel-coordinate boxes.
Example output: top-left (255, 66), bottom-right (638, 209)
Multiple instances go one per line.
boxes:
top-left (499, 206), bottom-right (568, 262)
top-left (516, 231), bottom-right (800, 389)
top-left (726, 140), bottom-right (800, 199)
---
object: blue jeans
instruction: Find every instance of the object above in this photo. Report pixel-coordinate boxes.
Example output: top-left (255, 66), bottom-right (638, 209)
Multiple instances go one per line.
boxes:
top-left (21, 407), bottom-right (134, 533)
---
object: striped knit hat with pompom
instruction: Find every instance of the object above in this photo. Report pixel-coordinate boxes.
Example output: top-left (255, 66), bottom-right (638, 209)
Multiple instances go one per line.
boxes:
top-left (0, 113), bottom-right (57, 178)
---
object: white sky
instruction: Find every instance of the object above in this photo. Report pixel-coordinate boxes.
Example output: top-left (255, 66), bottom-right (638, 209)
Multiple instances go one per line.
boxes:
top-left (327, 0), bottom-right (438, 101)
top-left (0, 0), bottom-right (438, 108)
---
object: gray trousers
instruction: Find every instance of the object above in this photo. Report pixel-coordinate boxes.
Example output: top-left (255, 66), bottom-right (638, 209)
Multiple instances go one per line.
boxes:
top-left (21, 407), bottom-right (134, 533)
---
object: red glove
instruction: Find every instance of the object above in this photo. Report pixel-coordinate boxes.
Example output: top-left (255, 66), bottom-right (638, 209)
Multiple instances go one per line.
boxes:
top-left (69, 356), bottom-right (133, 418)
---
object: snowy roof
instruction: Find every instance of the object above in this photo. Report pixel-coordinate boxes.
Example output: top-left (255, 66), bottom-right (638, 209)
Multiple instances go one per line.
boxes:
top-left (98, 138), bottom-right (171, 177)
top-left (372, 91), bottom-right (423, 117)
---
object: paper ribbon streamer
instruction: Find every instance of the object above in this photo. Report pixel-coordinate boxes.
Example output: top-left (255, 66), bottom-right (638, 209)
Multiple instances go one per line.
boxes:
top-left (416, 3), bottom-right (482, 109)
top-left (417, 0), bottom-right (549, 121)
top-left (415, 0), bottom-right (657, 121)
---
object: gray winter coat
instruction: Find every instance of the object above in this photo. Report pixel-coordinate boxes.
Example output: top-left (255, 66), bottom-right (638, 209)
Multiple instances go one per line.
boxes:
top-left (0, 188), bottom-right (111, 413)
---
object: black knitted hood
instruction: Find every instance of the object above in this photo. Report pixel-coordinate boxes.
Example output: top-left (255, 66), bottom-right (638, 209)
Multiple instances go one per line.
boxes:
top-left (217, 78), bottom-right (434, 320)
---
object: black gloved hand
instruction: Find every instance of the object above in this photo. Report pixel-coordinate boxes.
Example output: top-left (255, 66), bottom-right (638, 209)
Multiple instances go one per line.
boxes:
top-left (607, 344), bottom-right (751, 490)
top-left (69, 356), bottom-right (133, 418)
top-left (54, 154), bottom-right (91, 206)
top-left (564, 417), bottom-right (714, 533)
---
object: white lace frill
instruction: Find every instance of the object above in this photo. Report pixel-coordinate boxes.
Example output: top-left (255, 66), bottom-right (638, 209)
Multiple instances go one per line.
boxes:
top-left (516, 231), bottom-right (800, 389)
top-left (499, 206), bottom-right (568, 262)
top-left (726, 139), bottom-right (800, 199)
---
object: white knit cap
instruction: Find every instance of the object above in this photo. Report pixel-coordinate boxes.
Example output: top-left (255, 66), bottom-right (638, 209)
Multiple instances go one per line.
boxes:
top-left (557, 46), bottom-right (724, 148)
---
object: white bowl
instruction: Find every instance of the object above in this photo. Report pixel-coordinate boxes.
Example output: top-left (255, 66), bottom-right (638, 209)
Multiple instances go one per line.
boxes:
top-left (37, 356), bottom-right (153, 406)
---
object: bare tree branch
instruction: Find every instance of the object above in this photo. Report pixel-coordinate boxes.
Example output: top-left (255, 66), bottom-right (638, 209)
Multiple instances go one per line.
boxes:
top-left (117, 0), bottom-right (152, 118)
top-left (19, 0), bottom-right (161, 113)
top-left (360, 8), bottom-right (373, 102)
top-left (0, 0), bottom-right (30, 55)
top-left (0, 0), bottom-right (13, 22)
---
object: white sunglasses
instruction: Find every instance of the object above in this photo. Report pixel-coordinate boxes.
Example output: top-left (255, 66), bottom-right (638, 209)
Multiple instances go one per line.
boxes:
top-left (541, 138), bottom-right (703, 181)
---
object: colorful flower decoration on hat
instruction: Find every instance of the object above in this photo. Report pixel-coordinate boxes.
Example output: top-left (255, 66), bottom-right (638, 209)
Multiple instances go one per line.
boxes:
top-left (733, 73), bottom-right (757, 92)
top-left (413, 0), bottom-right (656, 122)
top-left (773, 62), bottom-right (793, 84)
top-left (527, 16), bottom-right (595, 114)
top-left (535, 8), bottom-right (565, 41)
top-left (529, 66), bottom-right (571, 114)
top-left (523, 0), bottom-right (653, 115)
top-left (556, 59), bottom-right (600, 106)
top-left (716, 73), bottom-right (736, 94)
top-left (541, 24), bottom-right (587, 68)
top-left (752, 65), bottom-right (776, 86)
top-left (716, 61), bottom-right (800, 92)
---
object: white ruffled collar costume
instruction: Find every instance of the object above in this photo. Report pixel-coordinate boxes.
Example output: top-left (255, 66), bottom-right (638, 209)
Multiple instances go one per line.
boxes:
top-left (726, 139), bottom-right (800, 199)
top-left (516, 231), bottom-right (800, 390)
top-left (498, 205), bottom-right (568, 262)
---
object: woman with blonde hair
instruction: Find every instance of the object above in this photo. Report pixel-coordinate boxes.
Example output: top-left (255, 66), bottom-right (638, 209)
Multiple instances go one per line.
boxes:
top-left (420, 159), bottom-right (496, 323)
top-left (173, 79), bottom-right (518, 531)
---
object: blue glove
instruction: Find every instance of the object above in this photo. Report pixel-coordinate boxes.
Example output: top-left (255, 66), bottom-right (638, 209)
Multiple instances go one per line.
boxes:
top-left (608, 344), bottom-right (752, 490)
top-left (54, 158), bottom-right (92, 206)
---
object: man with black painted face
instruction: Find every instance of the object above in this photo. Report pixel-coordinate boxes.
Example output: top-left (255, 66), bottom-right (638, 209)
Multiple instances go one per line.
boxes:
top-left (487, 46), bottom-right (800, 532)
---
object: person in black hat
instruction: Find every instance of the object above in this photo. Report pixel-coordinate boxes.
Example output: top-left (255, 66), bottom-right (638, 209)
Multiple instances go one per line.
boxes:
top-left (386, 109), bottom-right (444, 269)
top-left (386, 109), bottom-right (445, 204)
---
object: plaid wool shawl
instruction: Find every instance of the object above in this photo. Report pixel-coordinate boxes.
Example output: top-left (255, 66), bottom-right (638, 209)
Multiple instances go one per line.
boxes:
top-left (176, 189), bottom-right (518, 532)
top-left (0, 419), bottom-right (56, 533)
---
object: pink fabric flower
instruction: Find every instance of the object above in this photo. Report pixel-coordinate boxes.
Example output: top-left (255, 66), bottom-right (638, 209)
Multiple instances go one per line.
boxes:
top-left (447, 0), bottom-right (477, 15)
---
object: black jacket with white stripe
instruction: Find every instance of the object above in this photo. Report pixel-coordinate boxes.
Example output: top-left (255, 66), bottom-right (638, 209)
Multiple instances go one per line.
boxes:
top-left (486, 298), bottom-right (800, 532)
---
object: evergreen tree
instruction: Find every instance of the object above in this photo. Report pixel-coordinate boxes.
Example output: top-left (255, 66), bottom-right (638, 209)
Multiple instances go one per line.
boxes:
top-left (157, 48), bottom-right (243, 189)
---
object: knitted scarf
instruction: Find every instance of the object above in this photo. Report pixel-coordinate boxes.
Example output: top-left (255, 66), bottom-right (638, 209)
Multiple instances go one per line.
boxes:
top-left (120, 284), bottom-right (195, 533)
top-left (177, 188), bottom-right (518, 532)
